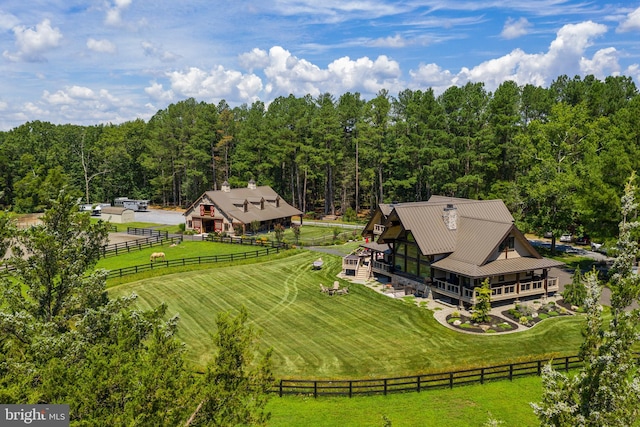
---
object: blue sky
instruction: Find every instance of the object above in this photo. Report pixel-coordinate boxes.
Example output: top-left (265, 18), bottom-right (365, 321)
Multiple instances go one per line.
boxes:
top-left (0, 1), bottom-right (639, 130)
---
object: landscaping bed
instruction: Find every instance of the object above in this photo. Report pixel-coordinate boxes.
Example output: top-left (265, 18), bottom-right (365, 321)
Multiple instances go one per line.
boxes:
top-left (445, 313), bottom-right (519, 334)
top-left (501, 301), bottom-right (571, 327)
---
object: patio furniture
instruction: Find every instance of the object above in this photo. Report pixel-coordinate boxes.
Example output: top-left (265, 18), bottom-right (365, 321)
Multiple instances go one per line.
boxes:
top-left (312, 258), bottom-right (324, 270)
top-left (320, 284), bottom-right (330, 294)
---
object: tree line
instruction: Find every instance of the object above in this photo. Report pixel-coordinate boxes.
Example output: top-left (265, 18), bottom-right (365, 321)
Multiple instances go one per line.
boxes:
top-left (1, 74), bottom-right (639, 241)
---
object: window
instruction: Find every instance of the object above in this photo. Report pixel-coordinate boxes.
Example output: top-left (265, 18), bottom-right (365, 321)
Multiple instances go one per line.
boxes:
top-left (499, 236), bottom-right (515, 252)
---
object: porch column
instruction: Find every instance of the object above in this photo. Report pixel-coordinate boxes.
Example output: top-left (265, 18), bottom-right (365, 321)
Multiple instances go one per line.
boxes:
top-left (543, 269), bottom-right (548, 297)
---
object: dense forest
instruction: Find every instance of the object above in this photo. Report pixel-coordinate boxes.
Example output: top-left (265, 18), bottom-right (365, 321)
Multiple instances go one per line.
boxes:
top-left (1, 74), bottom-right (639, 240)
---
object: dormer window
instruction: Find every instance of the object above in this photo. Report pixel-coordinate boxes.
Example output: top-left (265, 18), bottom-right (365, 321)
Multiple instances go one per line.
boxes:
top-left (499, 236), bottom-right (515, 252)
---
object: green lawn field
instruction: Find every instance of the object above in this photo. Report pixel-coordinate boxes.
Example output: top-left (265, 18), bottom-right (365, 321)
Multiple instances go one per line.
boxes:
top-left (96, 240), bottom-right (262, 271)
top-left (267, 375), bottom-right (544, 426)
top-left (108, 251), bottom-right (585, 379)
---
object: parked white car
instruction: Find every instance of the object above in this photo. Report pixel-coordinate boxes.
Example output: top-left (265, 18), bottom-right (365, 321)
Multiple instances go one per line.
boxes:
top-left (559, 234), bottom-right (573, 243)
top-left (591, 242), bottom-right (603, 251)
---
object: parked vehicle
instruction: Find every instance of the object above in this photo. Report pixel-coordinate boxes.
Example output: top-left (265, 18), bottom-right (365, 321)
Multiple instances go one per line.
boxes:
top-left (543, 231), bottom-right (553, 238)
top-left (591, 242), bottom-right (603, 251)
top-left (575, 235), bottom-right (590, 245)
top-left (559, 234), bottom-right (573, 243)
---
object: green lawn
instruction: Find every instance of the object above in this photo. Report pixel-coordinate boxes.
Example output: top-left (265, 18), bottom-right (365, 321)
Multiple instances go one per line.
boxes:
top-left (263, 224), bottom-right (362, 245)
top-left (96, 240), bottom-right (261, 271)
top-left (267, 375), bottom-right (544, 426)
top-left (108, 251), bottom-right (585, 379)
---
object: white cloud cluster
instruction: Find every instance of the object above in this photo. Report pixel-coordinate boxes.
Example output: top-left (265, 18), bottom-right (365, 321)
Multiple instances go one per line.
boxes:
top-left (141, 41), bottom-right (179, 62)
top-left (501, 17), bottom-right (531, 39)
top-left (106, 0), bottom-right (133, 26)
top-left (150, 46), bottom-right (402, 105)
top-left (145, 66), bottom-right (263, 104)
top-left (617, 6), bottom-right (640, 32)
top-left (87, 38), bottom-right (116, 54)
top-left (0, 10), bottom-right (19, 31)
top-left (412, 20), bottom-right (614, 92)
top-left (3, 19), bottom-right (62, 62)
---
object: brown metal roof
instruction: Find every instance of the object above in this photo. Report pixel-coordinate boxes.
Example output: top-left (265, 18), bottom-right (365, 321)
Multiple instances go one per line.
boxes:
top-left (387, 199), bottom-right (513, 256)
top-left (185, 185), bottom-right (302, 224)
top-left (447, 218), bottom-right (513, 265)
top-left (432, 256), bottom-right (564, 278)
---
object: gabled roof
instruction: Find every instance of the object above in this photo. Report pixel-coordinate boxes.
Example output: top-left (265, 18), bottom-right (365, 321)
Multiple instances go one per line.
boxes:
top-left (376, 195), bottom-right (564, 277)
top-left (379, 198), bottom-right (513, 256)
top-left (185, 185), bottom-right (302, 224)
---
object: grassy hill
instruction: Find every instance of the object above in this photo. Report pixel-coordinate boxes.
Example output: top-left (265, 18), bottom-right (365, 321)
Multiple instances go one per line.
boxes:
top-left (108, 250), bottom-right (585, 379)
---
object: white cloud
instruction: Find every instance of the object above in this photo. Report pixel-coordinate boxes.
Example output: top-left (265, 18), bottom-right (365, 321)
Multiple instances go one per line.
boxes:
top-left (144, 81), bottom-right (174, 102)
top-left (580, 47), bottom-right (620, 77)
top-left (87, 38), bottom-right (116, 54)
top-left (142, 41), bottom-right (180, 62)
top-left (238, 48), bottom-right (270, 71)
top-left (157, 66), bottom-right (263, 102)
top-left (105, 0), bottom-right (133, 26)
top-left (368, 35), bottom-right (408, 48)
top-left (0, 11), bottom-right (19, 31)
top-left (617, 6), bottom-right (640, 32)
top-left (501, 17), bottom-right (531, 39)
top-left (410, 20), bottom-right (612, 92)
top-left (3, 19), bottom-right (63, 62)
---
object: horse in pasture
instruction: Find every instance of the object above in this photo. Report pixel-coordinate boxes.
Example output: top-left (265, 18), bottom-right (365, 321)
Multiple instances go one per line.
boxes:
top-left (150, 252), bottom-right (166, 262)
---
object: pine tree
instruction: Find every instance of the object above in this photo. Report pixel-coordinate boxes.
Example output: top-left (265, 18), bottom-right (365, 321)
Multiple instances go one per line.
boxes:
top-left (471, 278), bottom-right (492, 323)
top-left (532, 174), bottom-right (640, 426)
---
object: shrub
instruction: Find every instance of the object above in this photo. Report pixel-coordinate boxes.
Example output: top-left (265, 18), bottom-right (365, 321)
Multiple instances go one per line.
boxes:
top-left (447, 318), bottom-right (458, 324)
top-left (451, 311), bottom-right (460, 318)
top-left (498, 323), bottom-right (512, 330)
top-left (486, 329), bottom-right (496, 333)
top-left (519, 316), bottom-right (529, 325)
top-left (538, 313), bottom-right (549, 320)
top-left (548, 311), bottom-right (559, 316)
top-left (460, 323), bottom-right (473, 329)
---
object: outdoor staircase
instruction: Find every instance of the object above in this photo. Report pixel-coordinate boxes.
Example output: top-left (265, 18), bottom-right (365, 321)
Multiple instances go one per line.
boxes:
top-left (355, 260), bottom-right (371, 281)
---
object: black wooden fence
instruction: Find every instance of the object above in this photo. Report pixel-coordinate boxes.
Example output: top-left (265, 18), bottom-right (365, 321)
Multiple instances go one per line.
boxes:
top-left (274, 355), bottom-right (585, 398)
top-left (106, 247), bottom-right (280, 279)
top-left (127, 227), bottom-right (169, 238)
top-left (100, 235), bottom-right (182, 258)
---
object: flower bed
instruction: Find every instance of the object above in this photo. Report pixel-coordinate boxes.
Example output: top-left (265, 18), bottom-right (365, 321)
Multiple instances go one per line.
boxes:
top-left (501, 301), bottom-right (570, 327)
top-left (445, 313), bottom-right (518, 334)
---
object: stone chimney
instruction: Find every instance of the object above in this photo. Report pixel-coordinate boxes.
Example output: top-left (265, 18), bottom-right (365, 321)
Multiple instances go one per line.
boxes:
top-left (221, 180), bottom-right (231, 192)
top-left (443, 204), bottom-right (457, 230)
top-left (248, 178), bottom-right (256, 190)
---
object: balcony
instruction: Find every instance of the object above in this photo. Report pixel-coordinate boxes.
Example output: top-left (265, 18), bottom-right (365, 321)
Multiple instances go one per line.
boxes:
top-left (372, 260), bottom-right (392, 273)
top-left (431, 276), bottom-right (560, 304)
top-left (373, 224), bottom-right (385, 235)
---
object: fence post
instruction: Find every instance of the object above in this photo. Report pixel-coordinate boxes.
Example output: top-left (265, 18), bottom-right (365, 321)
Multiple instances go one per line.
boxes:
top-left (349, 381), bottom-right (352, 398)
top-left (383, 378), bottom-right (387, 395)
top-left (314, 381), bottom-right (317, 398)
top-left (449, 372), bottom-right (453, 388)
top-left (279, 380), bottom-right (283, 397)
top-left (509, 364), bottom-right (513, 381)
top-left (417, 375), bottom-right (421, 393)
top-left (565, 356), bottom-right (569, 372)
top-left (480, 368), bottom-right (484, 385)
top-left (537, 360), bottom-right (542, 376)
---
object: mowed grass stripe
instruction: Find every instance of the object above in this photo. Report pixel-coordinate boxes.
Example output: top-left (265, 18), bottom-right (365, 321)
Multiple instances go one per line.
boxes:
top-left (109, 251), bottom-right (585, 379)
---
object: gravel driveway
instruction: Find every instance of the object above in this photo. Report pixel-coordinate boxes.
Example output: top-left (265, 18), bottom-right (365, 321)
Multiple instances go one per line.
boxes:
top-left (134, 209), bottom-right (184, 225)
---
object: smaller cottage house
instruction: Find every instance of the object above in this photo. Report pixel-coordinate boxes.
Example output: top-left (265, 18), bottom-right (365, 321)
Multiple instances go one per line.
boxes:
top-left (184, 180), bottom-right (302, 235)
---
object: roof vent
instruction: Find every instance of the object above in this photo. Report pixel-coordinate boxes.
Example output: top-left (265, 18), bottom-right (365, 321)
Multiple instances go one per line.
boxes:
top-left (221, 180), bottom-right (231, 192)
top-left (443, 204), bottom-right (457, 230)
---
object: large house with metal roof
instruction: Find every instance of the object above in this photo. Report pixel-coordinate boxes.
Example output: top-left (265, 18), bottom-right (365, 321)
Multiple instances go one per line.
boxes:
top-left (184, 180), bottom-right (302, 235)
top-left (343, 196), bottom-right (563, 307)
